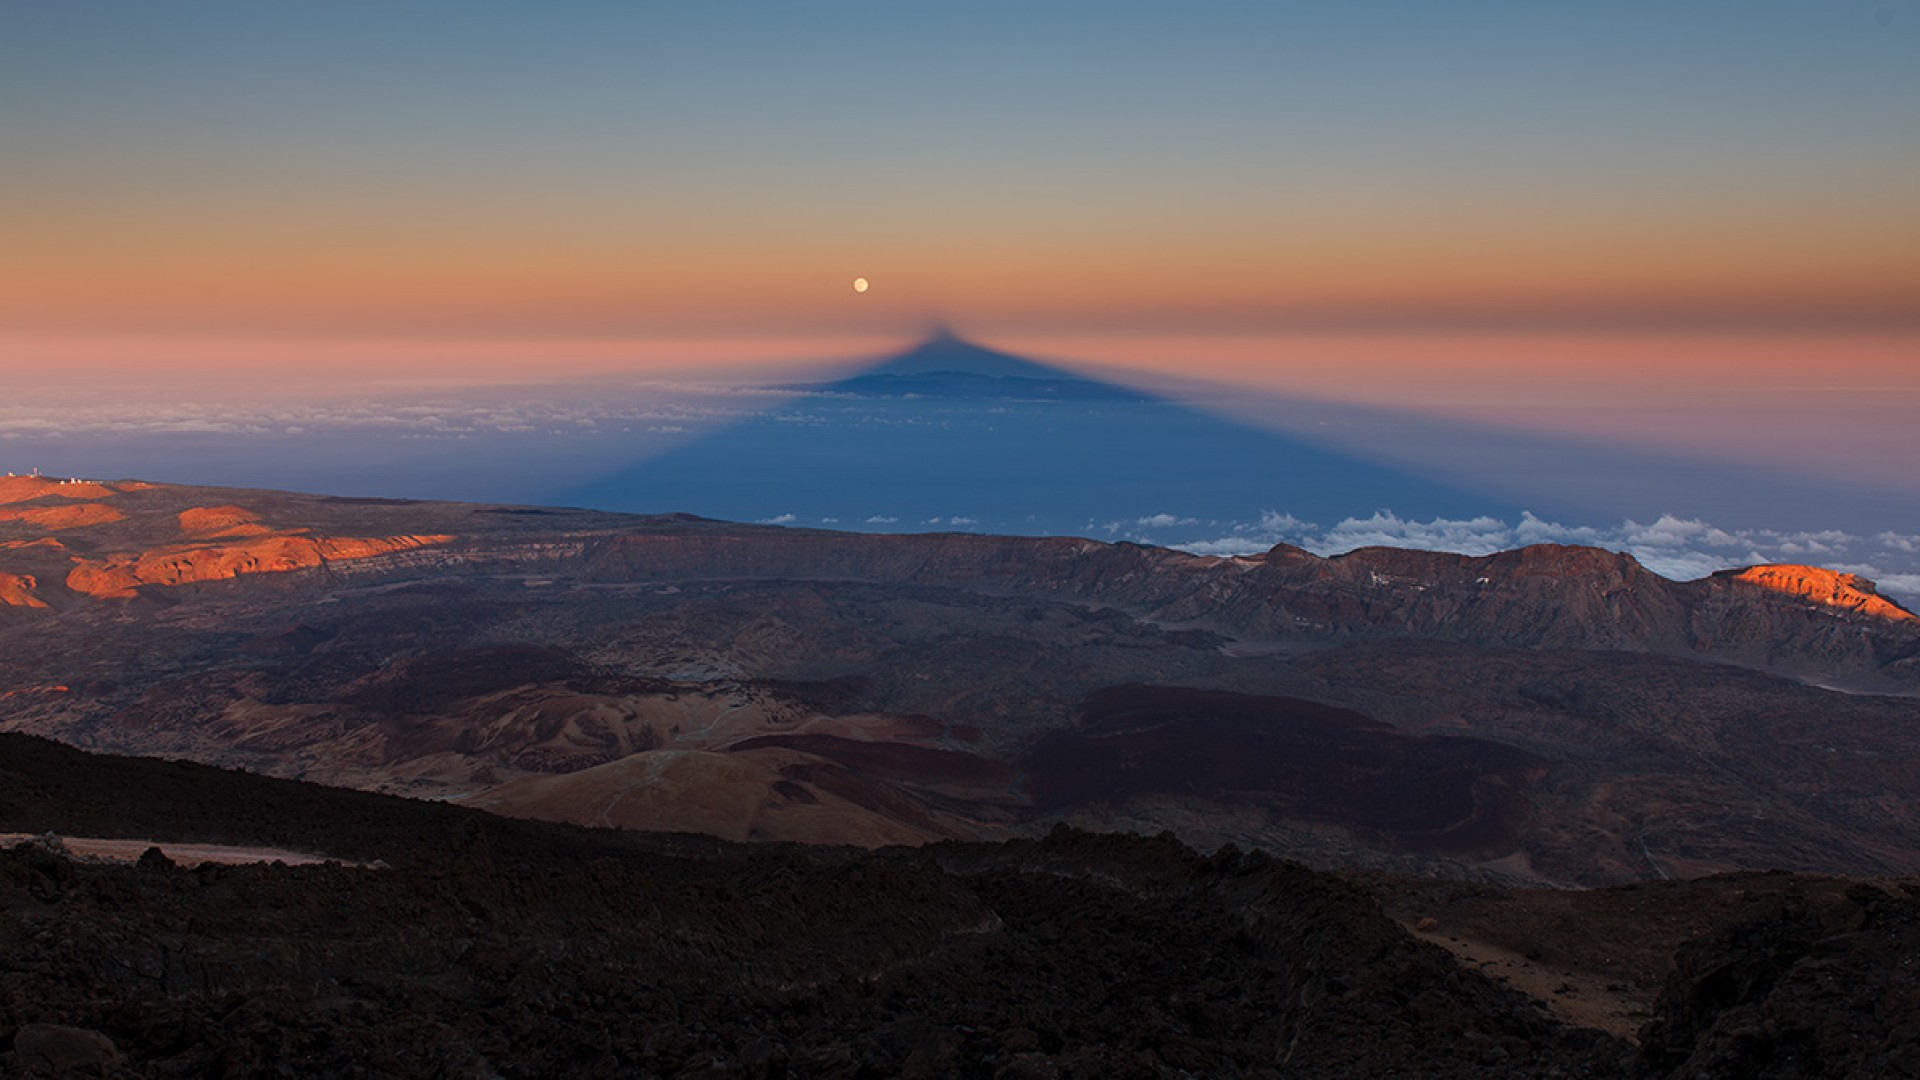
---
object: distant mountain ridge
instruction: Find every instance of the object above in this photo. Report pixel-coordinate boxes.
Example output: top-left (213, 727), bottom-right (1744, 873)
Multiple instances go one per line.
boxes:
top-left (2, 478), bottom-right (1915, 675)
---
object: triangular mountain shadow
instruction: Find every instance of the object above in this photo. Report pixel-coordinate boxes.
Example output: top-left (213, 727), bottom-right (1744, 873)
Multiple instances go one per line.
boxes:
top-left (774, 327), bottom-right (1155, 402)
top-left (562, 331), bottom-right (1528, 536)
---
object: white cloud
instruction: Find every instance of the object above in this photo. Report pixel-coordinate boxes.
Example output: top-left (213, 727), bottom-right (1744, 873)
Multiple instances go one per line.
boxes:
top-left (1509, 512), bottom-right (1617, 547)
top-left (1870, 573), bottom-right (1920, 600)
top-left (758, 513), bottom-right (796, 525)
top-left (1250, 510), bottom-right (1315, 534)
top-left (1318, 511), bottom-right (1512, 555)
top-left (1876, 531), bottom-right (1920, 553)
top-left (1134, 513), bottom-right (1198, 528)
top-left (1619, 515), bottom-right (1745, 550)
top-left (863, 515), bottom-right (898, 524)
top-left (1175, 537), bottom-right (1281, 557)
top-left (1158, 509), bottom-right (1317, 556)
top-left (1628, 549), bottom-right (1740, 583)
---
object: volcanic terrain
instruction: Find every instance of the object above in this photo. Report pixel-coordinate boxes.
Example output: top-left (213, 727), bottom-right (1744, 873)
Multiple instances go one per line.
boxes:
top-left (5, 734), bottom-right (1918, 1078)
top-left (3, 477), bottom-right (1919, 887)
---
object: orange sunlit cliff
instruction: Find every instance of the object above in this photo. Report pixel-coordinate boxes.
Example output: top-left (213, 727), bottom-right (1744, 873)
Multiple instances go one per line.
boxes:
top-left (0, 479), bottom-right (455, 604)
top-left (65, 534), bottom-right (453, 599)
top-left (1716, 565), bottom-right (1917, 623)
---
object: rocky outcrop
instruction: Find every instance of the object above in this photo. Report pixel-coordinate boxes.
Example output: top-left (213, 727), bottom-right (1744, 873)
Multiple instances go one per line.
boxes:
top-left (1713, 564), bottom-right (1916, 622)
top-left (0, 573), bottom-right (45, 608)
top-left (9, 1023), bottom-right (122, 1075)
top-left (177, 505), bottom-right (273, 538)
top-left (1640, 880), bottom-right (1920, 1078)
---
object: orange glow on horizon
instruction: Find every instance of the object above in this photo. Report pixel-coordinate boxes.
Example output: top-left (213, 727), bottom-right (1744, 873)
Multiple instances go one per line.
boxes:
top-left (4, 183), bottom-right (1916, 340)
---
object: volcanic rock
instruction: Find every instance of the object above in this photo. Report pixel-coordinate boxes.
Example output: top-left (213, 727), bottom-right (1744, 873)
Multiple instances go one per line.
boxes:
top-left (10, 1023), bottom-right (122, 1075)
top-left (1640, 879), bottom-right (1920, 1077)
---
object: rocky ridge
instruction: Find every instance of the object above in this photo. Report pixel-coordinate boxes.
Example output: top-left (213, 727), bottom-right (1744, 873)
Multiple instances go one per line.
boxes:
top-left (2, 479), bottom-right (1915, 682)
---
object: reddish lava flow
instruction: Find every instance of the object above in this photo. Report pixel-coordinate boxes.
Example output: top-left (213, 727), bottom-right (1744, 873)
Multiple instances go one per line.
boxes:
top-left (1720, 564), bottom-right (1917, 623)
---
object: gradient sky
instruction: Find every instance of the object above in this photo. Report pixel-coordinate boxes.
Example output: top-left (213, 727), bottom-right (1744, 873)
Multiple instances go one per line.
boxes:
top-left (2, 1), bottom-right (1917, 481)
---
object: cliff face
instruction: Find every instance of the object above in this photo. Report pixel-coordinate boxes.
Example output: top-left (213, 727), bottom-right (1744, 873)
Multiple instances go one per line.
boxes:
top-left (1210, 543), bottom-right (1696, 650)
top-left (1711, 564), bottom-right (1915, 622)
top-left (64, 534), bottom-right (454, 598)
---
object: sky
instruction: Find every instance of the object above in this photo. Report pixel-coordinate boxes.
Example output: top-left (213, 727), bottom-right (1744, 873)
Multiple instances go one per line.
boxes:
top-left (1, 1), bottom-right (1917, 565)
top-left (4, 2), bottom-right (1916, 341)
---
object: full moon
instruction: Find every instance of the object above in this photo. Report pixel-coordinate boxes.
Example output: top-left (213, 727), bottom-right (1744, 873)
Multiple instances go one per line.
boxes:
top-left (852, 277), bottom-right (869, 293)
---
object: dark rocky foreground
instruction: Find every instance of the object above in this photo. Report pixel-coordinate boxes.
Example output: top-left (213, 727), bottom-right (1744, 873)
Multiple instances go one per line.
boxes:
top-left (1639, 878), bottom-right (1920, 1078)
top-left (2, 735), bottom-right (1917, 1078)
top-left (1, 834), bottom-right (1625, 1079)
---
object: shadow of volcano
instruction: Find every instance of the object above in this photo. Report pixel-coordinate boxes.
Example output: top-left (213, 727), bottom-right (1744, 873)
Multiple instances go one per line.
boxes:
top-left (560, 332), bottom-right (1528, 534)
top-left (771, 328), bottom-right (1159, 402)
